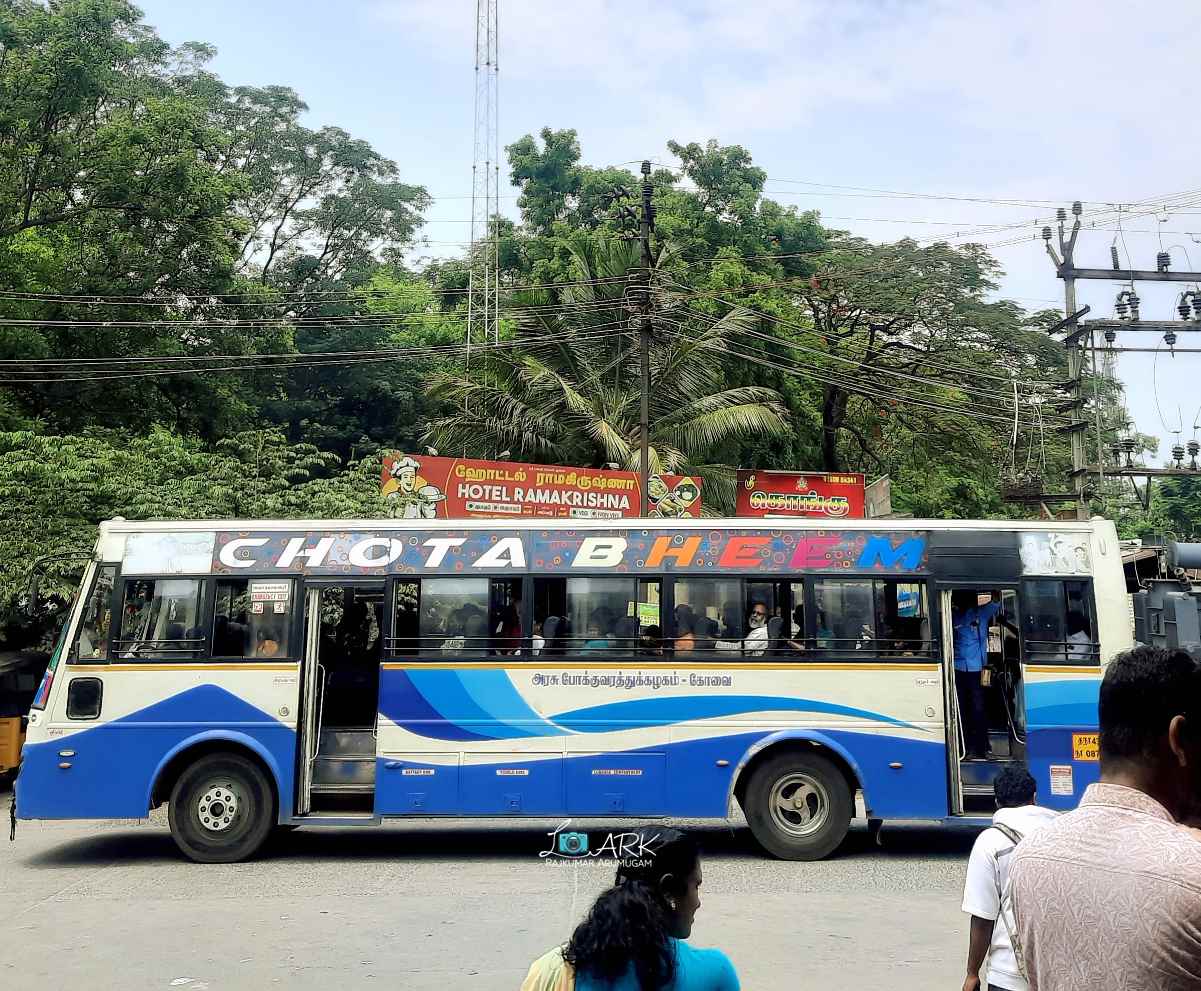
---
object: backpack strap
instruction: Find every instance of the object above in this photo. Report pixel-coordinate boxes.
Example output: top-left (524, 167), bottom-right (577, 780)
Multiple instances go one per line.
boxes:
top-left (992, 823), bottom-right (1029, 982)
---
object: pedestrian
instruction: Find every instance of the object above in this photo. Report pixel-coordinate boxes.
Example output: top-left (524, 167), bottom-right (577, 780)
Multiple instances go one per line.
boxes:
top-left (520, 827), bottom-right (739, 990)
top-left (1008, 645), bottom-right (1201, 990)
top-left (960, 764), bottom-right (1055, 991)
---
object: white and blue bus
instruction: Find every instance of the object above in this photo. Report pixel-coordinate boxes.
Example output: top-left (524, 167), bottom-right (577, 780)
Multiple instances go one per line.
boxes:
top-left (15, 517), bottom-right (1128, 862)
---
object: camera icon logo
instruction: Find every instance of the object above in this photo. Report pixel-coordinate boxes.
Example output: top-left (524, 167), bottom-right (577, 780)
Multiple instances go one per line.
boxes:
top-left (557, 831), bottom-right (589, 856)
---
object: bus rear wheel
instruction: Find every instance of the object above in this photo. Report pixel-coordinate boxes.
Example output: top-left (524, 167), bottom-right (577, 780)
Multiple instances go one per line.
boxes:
top-left (168, 753), bottom-right (275, 864)
top-left (743, 751), bottom-right (852, 860)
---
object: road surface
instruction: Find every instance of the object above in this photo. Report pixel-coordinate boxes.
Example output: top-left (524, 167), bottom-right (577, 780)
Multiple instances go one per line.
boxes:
top-left (2, 793), bottom-right (981, 990)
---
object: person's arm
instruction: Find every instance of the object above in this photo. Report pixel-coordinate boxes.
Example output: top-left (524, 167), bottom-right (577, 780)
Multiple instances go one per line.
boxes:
top-left (963, 915), bottom-right (994, 991)
top-left (961, 836), bottom-right (1001, 991)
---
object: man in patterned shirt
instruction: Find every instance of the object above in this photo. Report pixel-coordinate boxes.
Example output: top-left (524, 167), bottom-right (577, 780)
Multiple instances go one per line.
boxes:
top-left (1008, 645), bottom-right (1201, 990)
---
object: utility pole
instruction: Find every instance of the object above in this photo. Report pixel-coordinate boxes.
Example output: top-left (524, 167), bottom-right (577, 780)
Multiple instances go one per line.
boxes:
top-left (637, 160), bottom-right (655, 516)
top-left (466, 0), bottom-right (499, 419)
top-left (1045, 202), bottom-right (1086, 520)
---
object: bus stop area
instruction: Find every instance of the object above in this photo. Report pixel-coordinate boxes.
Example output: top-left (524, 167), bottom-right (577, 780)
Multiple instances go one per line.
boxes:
top-left (2, 799), bottom-right (979, 990)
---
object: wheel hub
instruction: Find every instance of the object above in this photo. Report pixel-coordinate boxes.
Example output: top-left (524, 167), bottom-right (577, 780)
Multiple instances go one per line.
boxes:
top-left (769, 772), bottom-right (830, 838)
top-left (197, 783), bottom-right (240, 833)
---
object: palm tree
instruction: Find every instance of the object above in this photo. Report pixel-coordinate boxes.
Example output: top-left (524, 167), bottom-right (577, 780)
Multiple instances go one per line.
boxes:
top-left (425, 237), bottom-right (788, 512)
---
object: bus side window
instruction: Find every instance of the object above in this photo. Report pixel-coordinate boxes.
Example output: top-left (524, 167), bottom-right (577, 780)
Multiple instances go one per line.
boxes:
top-left (1022, 579), bottom-right (1098, 665)
top-left (807, 579), bottom-right (931, 658)
top-left (212, 579), bottom-right (295, 659)
top-left (531, 577), bottom-right (658, 657)
top-left (71, 565), bottom-right (116, 662)
top-left (391, 581), bottom-right (420, 656)
top-left (672, 578), bottom-right (742, 655)
top-left (811, 580), bottom-right (875, 653)
top-left (419, 577), bottom-right (491, 657)
top-left (875, 581), bottom-right (932, 657)
top-left (115, 579), bottom-right (205, 660)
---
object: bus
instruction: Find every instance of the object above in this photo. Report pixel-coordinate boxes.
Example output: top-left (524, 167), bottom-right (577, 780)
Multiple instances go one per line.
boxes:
top-left (14, 516), bottom-right (1128, 862)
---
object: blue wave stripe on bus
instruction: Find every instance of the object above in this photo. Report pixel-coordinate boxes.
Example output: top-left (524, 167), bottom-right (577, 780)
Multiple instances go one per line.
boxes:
top-left (1025, 679), bottom-right (1099, 728)
top-left (377, 669), bottom-right (494, 741)
top-left (450, 669), bottom-right (565, 737)
top-left (406, 670), bottom-right (522, 738)
top-left (548, 695), bottom-right (917, 734)
top-left (17, 685), bottom-right (295, 820)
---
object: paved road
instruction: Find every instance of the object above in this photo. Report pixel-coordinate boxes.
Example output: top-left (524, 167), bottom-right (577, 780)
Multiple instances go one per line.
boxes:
top-left (2, 791), bottom-right (982, 990)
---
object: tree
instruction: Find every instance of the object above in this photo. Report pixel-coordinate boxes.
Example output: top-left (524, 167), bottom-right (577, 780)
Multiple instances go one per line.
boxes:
top-left (0, 426), bottom-right (394, 636)
top-left (424, 236), bottom-right (789, 510)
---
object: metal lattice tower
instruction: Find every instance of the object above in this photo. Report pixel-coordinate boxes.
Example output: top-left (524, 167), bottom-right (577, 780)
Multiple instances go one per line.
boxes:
top-left (466, 0), bottom-right (499, 387)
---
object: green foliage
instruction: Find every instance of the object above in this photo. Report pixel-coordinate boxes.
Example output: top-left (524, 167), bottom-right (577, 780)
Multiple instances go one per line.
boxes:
top-left (0, 427), bottom-right (393, 634)
top-left (424, 237), bottom-right (788, 512)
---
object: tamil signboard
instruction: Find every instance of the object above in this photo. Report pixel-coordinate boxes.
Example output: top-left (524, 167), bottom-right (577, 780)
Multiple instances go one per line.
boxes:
top-left (735, 469), bottom-right (866, 519)
top-left (381, 454), bottom-right (702, 521)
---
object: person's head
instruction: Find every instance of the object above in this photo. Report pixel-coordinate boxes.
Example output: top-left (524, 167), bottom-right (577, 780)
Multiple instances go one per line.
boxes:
top-left (748, 601), bottom-right (768, 629)
top-left (1066, 610), bottom-right (1088, 636)
top-left (951, 589), bottom-right (975, 611)
top-left (1099, 645), bottom-right (1201, 820)
top-left (564, 828), bottom-right (702, 988)
top-left (793, 605), bottom-right (804, 624)
top-left (993, 764), bottom-right (1037, 809)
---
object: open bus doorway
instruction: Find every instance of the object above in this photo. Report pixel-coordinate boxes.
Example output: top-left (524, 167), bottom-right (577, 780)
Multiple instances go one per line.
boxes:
top-left (298, 583), bottom-right (385, 816)
top-left (940, 587), bottom-right (1026, 814)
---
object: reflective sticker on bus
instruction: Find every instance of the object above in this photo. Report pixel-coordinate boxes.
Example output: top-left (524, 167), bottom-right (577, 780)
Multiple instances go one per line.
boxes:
top-left (1049, 764), bottom-right (1074, 796)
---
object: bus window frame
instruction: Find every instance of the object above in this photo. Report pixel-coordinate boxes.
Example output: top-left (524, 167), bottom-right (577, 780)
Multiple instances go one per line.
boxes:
top-left (210, 576), bottom-right (302, 663)
top-left (800, 574), bottom-right (939, 662)
top-left (68, 563), bottom-right (122, 666)
top-left (1019, 576), bottom-right (1101, 667)
top-left (110, 574), bottom-right (212, 663)
top-left (383, 573), bottom-right (530, 662)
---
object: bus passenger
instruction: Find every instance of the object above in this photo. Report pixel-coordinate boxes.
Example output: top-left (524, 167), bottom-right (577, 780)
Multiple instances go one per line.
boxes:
top-left (674, 617), bottom-right (696, 655)
top-left (521, 828), bottom-right (740, 991)
top-left (716, 603), bottom-right (769, 657)
top-left (787, 605), bottom-right (806, 653)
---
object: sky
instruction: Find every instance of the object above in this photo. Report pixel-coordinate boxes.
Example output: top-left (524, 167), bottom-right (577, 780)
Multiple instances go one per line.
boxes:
top-left (137, 0), bottom-right (1201, 461)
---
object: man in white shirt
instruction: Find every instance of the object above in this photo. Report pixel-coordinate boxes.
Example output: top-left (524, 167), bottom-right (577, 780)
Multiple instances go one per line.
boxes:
top-left (716, 602), bottom-right (769, 657)
top-left (961, 764), bottom-right (1056, 991)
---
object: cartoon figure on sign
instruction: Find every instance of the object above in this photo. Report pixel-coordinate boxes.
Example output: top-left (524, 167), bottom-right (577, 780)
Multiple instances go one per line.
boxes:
top-left (648, 476), bottom-right (701, 518)
top-left (385, 456), bottom-right (447, 519)
top-left (416, 484), bottom-right (447, 519)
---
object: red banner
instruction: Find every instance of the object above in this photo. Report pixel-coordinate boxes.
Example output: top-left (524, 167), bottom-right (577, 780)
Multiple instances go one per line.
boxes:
top-left (735, 469), bottom-right (866, 519)
top-left (381, 454), bottom-right (702, 520)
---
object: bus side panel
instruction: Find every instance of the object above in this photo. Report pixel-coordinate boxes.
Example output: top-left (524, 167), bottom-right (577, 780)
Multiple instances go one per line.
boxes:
top-left (1023, 670), bottom-right (1101, 811)
top-left (17, 681), bottom-right (296, 820)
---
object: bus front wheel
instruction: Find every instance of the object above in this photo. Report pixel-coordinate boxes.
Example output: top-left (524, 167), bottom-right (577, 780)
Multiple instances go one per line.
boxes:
top-left (743, 751), bottom-right (852, 860)
top-left (168, 753), bottom-right (275, 864)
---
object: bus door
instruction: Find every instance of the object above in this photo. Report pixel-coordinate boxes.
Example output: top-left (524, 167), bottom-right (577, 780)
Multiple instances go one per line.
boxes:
top-left (298, 581), bottom-right (385, 816)
top-left (938, 585), bottom-right (1024, 815)
top-left (937, 590), bottom-right (965, 815)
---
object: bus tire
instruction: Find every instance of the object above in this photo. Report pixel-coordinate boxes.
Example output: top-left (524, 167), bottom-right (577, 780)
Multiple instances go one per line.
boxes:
top-left (743, 750), bottom-right (852, 861)
top-left (168, 753), bottom-right (275, 864)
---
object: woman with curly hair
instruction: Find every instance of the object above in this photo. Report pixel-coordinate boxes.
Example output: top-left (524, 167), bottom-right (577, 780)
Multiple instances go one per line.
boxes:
top-left (520, 827), bottom-right (739, 990)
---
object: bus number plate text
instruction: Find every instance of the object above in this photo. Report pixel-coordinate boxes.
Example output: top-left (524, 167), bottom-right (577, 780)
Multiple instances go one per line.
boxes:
top-left (1072, 733), bottom-right (1099, 761)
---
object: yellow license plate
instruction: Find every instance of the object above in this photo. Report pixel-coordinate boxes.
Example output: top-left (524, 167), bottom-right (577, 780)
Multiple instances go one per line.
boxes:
top-left (1072, 733), bottom-right (1100, 761)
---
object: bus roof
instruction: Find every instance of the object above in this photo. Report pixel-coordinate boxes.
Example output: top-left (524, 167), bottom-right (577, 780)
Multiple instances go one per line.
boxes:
top-left (97, 516), bottom-right (1109, 535)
